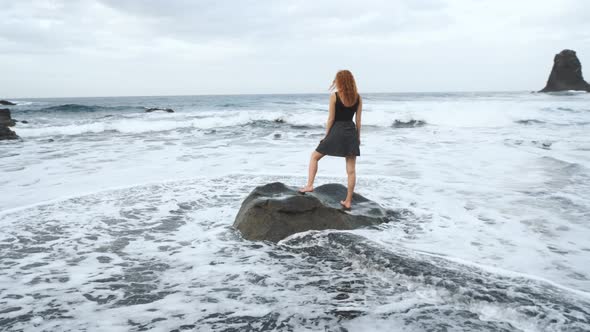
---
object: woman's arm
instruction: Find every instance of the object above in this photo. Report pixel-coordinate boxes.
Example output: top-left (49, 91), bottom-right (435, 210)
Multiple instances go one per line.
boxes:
top-left (324, 93), bottom-right (336, 138)
top-left (355, 96), bottom-right (362, 143)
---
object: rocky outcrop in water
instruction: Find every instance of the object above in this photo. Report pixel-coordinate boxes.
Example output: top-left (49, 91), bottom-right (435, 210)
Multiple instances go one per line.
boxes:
top-left (0, 100), bottom-right (16, 106)
top-left (393, 119), bottom-right (426, 128)
top-left (0, 108), bottom-right (16, 127)
top-left (0, 109), bottom-right (18, 140)
top-left (234, 182), bottom-right (398, 242)
top-left (0, 126), bottom-right (18, 140)
top-left (540, 50), bottom-right (590, 92)
top-left (145, 107), bottom-right (174, 113)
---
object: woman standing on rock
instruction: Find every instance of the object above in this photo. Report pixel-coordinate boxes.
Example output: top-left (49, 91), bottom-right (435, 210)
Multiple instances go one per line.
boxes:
top-left (299, 70), bottom-right (362, 209)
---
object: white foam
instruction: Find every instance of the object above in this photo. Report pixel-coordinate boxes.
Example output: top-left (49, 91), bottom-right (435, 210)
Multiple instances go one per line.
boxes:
top-left (2, 92), bottom-right (590, 330)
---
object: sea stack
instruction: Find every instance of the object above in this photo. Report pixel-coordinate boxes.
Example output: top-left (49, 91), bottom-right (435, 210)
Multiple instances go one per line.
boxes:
top-left (0, 109), bottom-right (19, 140)
top-left (540, 50), bottom-right (590, 93)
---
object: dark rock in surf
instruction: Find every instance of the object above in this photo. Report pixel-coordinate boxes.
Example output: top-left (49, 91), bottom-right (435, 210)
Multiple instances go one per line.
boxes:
top-left (0, 125), bottom-right (18, 140)
top-left (234, 182), bottom-right (397, 242)
top-left (0, 100), bottom-right (16, 106)
top-left (0, 109), bottom-right (19, 140)
top-left (0, 109), bottom-right (16, 127)
top-left (393, 119), bottom-right (426, 128)
top-left (145, 107), bottom-right (174, 113)
top-left (20, 120), bottom-right (28, 124)
top-left (274, 118), bottom-right (285, 123)
top-left (540, 49), bottom-right (590, 92)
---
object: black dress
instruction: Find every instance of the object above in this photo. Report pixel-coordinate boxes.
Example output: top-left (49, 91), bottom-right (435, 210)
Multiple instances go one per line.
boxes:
top-left (315, 92), bottom-right (360, 157)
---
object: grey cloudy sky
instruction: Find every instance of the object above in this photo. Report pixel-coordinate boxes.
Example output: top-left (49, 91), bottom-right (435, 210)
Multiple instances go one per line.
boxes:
top-left (1, 0), bottom-right (590, 98)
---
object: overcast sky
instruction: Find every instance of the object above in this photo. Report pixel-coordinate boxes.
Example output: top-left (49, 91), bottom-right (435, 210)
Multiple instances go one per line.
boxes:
top-left (1, 0), bottom-right (590, 98)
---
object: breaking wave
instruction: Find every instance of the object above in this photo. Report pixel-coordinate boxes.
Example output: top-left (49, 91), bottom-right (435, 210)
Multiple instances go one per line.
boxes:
top-left (14, 104), bottom-right (147, 114)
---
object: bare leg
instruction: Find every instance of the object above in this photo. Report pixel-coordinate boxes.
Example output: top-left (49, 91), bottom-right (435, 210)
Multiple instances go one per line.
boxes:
top-left (340, 156), bottom-right (356, 208)
top-left (299, 151), bottom-right (324, 192)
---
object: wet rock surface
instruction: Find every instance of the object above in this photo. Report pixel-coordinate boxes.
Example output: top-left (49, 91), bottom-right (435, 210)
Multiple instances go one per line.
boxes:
top-left (233, 182), bottom-right (399, 242)
top-left (392, 119), bottom-right (427, 128)
top-left (0, 109), bottom-right (18, 140)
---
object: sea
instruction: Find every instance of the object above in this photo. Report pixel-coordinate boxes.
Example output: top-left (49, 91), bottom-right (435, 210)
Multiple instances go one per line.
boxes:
top-left (0, 92), bottom-right (589, 331)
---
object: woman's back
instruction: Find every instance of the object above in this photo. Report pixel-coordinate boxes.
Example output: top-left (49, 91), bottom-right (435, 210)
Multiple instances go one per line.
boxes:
top-left (334, 92), bottom-right (359, 122)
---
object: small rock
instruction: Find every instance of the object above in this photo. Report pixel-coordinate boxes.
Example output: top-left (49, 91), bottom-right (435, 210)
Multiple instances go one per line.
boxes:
top-left (0, 100), bottom-right (16, 106)
top-left (392, 119), bottom-right (426, 128)
top-left (145, 107), bottom-right (174, 113)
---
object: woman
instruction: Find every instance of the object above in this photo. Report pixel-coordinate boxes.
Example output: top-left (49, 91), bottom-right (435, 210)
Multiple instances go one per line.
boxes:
top-left (299, 70), bottom-right (362, 209)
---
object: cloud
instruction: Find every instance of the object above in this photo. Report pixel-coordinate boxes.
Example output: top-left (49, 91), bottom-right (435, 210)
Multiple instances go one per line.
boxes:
top-left (0, 0), bottom-right (589, 97)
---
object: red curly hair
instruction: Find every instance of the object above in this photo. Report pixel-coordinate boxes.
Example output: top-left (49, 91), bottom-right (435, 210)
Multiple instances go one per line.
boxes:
top-left (330, 70), bottom-right (359, 107)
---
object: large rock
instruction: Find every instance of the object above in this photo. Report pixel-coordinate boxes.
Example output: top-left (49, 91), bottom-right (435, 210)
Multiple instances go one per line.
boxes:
top-left (0, 108), bottom-right (18, 140)
top-left (0, 108), bottom-right (16, 127)
top-left (0, 100), bottom-right (16, 106)
top-left (234, 182), bottom-right (396, 242)
top-left (540, 50), bottom-right (590, 92)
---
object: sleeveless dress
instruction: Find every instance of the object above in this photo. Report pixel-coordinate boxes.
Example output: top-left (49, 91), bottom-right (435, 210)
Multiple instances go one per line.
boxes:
top-left (315, 92), bottom-right (360, 157)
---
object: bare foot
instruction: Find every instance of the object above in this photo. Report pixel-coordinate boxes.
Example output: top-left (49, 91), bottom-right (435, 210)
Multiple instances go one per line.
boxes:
top-left (340, 200), bottom-right (352, 209)
top-left (298, 185), bottom-right (314, 193)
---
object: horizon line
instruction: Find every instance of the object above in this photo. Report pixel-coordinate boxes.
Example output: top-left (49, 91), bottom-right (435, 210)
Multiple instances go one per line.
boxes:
top-left (4, 89), bottom-right (535, 100)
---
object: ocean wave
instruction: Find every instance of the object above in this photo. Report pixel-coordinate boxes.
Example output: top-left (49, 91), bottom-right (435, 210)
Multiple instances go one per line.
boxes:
top-left (216, 103), bottom-right (246, 108)
top-left (545, 91), bottom-right (589, 96)
top-left (11, 101), bottom-right (35, 106)
top-left (249, 119), bottom-right (321, 130)
top-left (515, 119), bottom-right (546, 125)
top-left (14, 98), bottom-right (587, 139)
top-left (15, 116), bottom-right (324, 138)
top-left (44, 104), bottom-right (113, 112)
top-left (14, 110), bottom-right (517, 138)
top-left (15, 104), bottom-right (146, 114)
